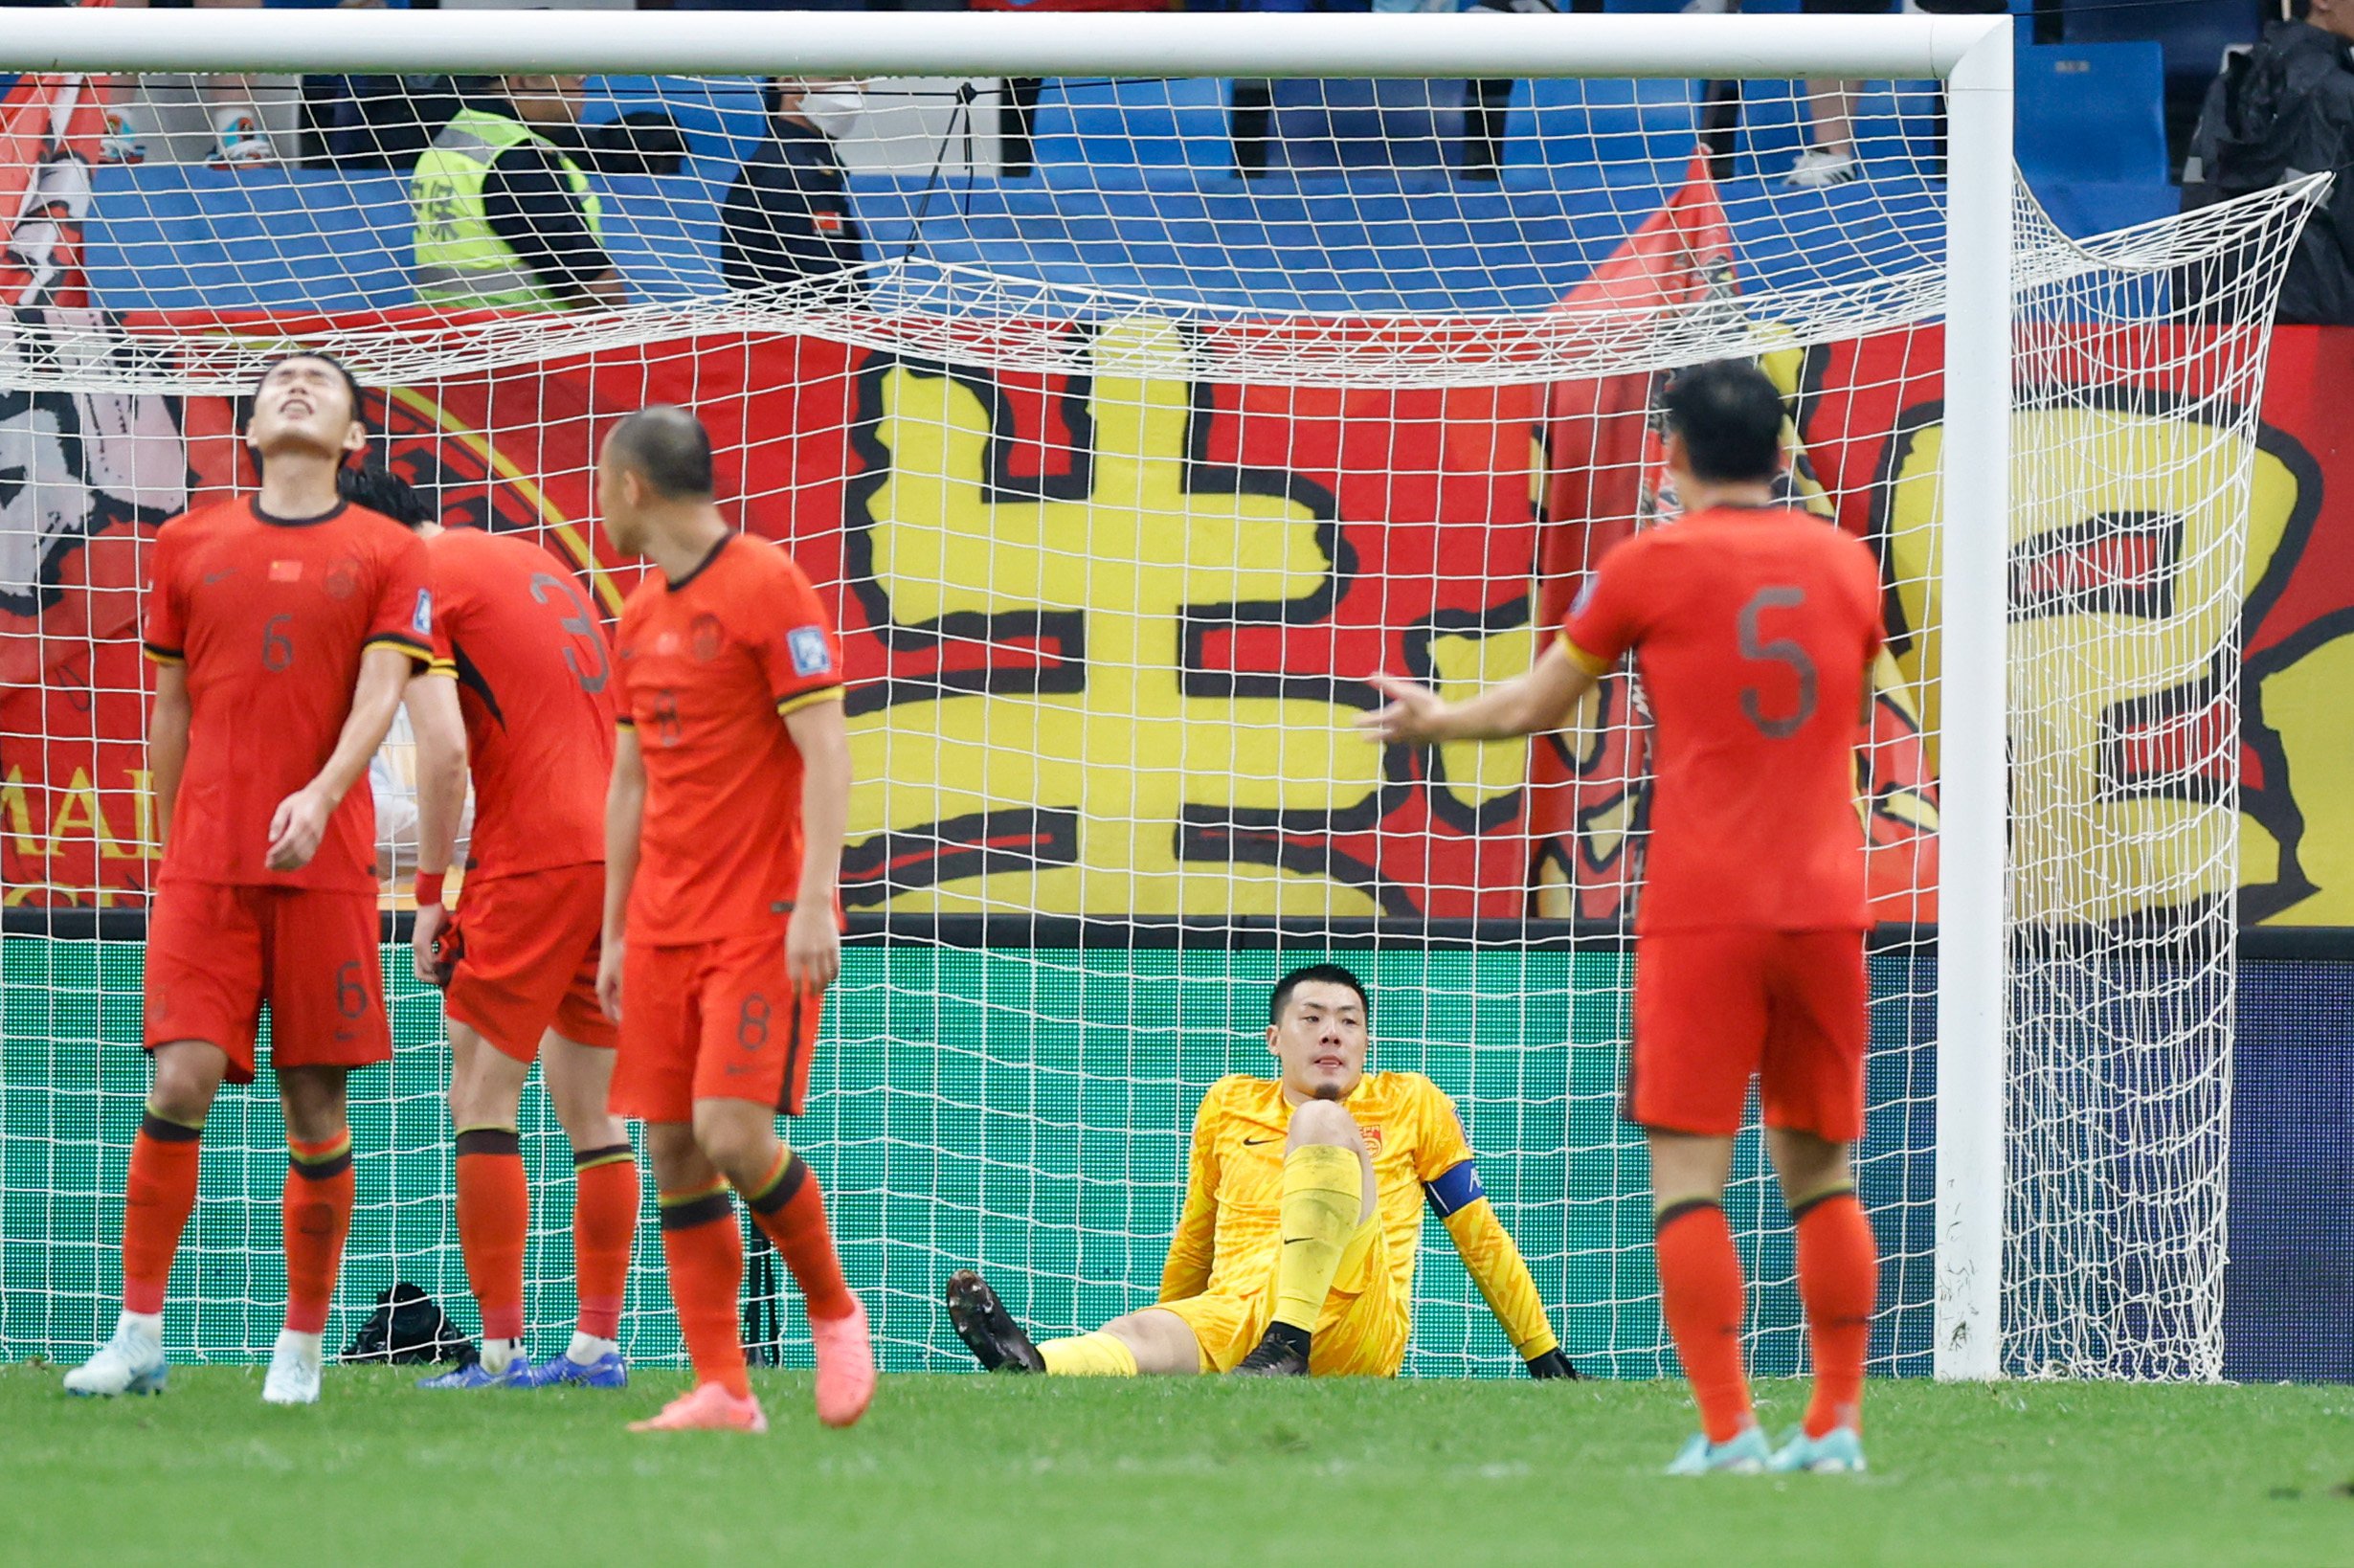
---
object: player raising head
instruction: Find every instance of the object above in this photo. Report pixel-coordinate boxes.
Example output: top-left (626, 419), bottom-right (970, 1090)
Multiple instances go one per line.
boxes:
top-left (945, 964), bottom-right (1578, 1382)
top-left (594, 405), bottom-right (876, 1433)
top-left (67, 353), bottom-right (436, 1405)
top-left (339, 464), bottom-right (644, 1393)
top-left (1358, 359), bottom-right (1885, 1474)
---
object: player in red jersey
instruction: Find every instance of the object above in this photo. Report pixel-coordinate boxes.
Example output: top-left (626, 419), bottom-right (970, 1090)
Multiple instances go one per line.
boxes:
top-left (594, 405), bottom-right (875, 1434)
top-left (65, 354), bottom-right (435, 1406)
top-left (337, 467), bottom-right (644, 1393)
top-left (1361, 361), bottom-right (1885, 1475)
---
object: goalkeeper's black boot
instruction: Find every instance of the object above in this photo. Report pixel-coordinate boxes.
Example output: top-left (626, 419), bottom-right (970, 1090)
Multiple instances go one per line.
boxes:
top-left (945, 1269), bottom-right (1045, 1373)
top-left (1230, 1322), bottom-right (1311, 1377)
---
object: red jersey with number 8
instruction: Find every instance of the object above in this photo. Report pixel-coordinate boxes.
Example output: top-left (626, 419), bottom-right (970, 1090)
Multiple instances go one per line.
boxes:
top-left (1558, 505), bottom-right (1884, 933)
top-left (427, 526), bottom-right (617, 877)
top-left (143, 496), bottom-right (434, 892)
top-left (615, 533), bottom-right (844, 947)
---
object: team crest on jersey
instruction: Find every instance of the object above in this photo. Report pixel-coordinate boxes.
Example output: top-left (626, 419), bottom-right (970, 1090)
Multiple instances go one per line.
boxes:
top-left (412, 589), bottom-right (433, 636)
top-left (325, 558), bottom-right (360, 600)
top-left (1362, 1126), bottom-right (1384, 1152)
top-left (788, 625), bottom-right (833, 678)
top-left (690, 612), bottom-right (727, 662)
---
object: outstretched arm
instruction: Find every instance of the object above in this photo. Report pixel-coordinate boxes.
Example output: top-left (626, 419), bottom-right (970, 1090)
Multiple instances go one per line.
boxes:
top-left (403, 670), bottom-right (468, 983)
top-left (1431, 1166), bottom-right (1575, 1378)
top-left (1357, 640), bottom-right (1599, 747)
top-left (1159, 1097), bottom-right (1222, 1303)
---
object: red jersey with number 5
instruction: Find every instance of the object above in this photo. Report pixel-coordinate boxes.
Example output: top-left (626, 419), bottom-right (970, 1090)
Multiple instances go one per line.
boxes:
top-left (615, 533), bottom-right (843, 947)
top-left (1558, 505), bottom-right (1884, 933)
top-left (427, 526), bottom-right (617, 877)
top-left (143, 495), bottom-right (435, 892)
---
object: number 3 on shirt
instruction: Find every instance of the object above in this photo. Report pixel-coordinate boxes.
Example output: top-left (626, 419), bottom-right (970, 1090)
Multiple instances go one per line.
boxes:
top-left (1737, 584), bottom-right (1817, 738)
top-left (528, 571), bottom-right (610, 694)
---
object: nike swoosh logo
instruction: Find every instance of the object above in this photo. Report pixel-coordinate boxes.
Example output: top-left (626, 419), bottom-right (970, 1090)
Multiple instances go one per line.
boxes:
top-left (205, 569), bottom-right (236, 583)
top-left (1242, 1136), bottom-right (1278, 1146)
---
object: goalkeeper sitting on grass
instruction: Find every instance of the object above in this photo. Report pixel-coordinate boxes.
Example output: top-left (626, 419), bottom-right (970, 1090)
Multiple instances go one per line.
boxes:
top-left (947, 964), bottom-right (1577, 1379)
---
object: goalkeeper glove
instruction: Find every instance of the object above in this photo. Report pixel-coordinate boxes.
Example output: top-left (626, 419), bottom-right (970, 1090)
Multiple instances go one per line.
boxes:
top-left (1526, 1348), bottom-right (1580, 1380)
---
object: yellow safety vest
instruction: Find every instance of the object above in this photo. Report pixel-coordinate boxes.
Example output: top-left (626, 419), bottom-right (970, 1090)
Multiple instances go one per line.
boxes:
top-left (412, 107), bottom-right (605, 312)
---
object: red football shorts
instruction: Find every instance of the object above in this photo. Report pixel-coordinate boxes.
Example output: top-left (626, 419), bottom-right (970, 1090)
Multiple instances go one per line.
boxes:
top-left (143, 883), bottom-right (391, 1084)
top-left (611, 924), bottom-right (821, 1124)
top-left (1626, 928), bottom-right (1870, 1142)
top-left (442, 862), bottom-right (615, 1062)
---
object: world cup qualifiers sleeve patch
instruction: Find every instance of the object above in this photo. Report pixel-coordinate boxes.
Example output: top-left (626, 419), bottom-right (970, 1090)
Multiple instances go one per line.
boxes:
top-left (787, 625), bottom-right (834, 678)
top-left (413, 589), bottom-right (433, 637)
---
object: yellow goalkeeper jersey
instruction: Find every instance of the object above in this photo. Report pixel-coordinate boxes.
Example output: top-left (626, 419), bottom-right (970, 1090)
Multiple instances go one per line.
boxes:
top-left (1158, 1071), bottom-right (1558, 1360)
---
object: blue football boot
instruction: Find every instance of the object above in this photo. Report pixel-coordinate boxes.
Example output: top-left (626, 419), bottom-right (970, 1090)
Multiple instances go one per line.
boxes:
top-left (1664, 1424), bottom-right (1773, 1475)
top-left (416, 1355), bottom-right (528, 1391)
top-left (1768, 1425), bottom-right (1869, 1474)
top-left (515, 1349), bottom-right (629, 1389)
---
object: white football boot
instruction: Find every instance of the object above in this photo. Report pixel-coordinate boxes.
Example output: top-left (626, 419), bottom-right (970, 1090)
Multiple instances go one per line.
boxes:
top-left (63, 1315), bottom-right (168, 1397)
top-left (261, 1331), bottom-right (324, 1405)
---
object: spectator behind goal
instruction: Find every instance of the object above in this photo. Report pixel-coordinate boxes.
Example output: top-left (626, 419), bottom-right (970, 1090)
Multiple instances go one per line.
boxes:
top-left (2182, 0), bottom-right (2354, 325)
top-left (411, 74), bottom-right (624, 312)
top-left (720, 79), bottom-right (870, 295)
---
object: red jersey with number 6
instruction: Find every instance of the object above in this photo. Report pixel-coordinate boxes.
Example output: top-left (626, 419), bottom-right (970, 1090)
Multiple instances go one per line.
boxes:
top-left (1558, 505), bottom-right (1884, 933)
top-left (143, 495), bottom-right (435, 892)
top-left (615, 533), bottom-right (843, 947)
top-left (427, 526), bottom-right (617, 877)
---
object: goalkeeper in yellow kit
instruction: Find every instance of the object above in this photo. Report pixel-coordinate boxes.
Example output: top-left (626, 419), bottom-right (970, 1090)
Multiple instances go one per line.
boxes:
top-left (945, 964), bottom-right (1576, 1378)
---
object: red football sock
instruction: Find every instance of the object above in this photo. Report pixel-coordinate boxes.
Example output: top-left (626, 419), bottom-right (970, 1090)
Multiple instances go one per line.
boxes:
top-left (123, 1112), bottom-right (204, 1316)
top-left (1794, 1187), bottom-right (1878, 1438)
top-left (283, 1130), bottom-right (355, 1336)
top-left (572, 1144), bottom-right (639, 1341)
top-left (740, 1148), bottom-right (855, 1323)
top-left (659, 1181), bottom-right (749, 1399)
top-left (455, 1127), bottom-right (528, 1342)
top-left (1656, 1198), bottom-right (1753, 1445)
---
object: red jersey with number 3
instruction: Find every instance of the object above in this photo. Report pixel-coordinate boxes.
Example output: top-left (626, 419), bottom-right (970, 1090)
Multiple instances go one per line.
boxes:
top-left (1559, 505), bottom-right (1884, 933)
top-left (427, 526), bottom-right (617, 877)
top-left (143, 496), bottom-right (435, 892)
top-left (615, 534), bottom-right (843, 946)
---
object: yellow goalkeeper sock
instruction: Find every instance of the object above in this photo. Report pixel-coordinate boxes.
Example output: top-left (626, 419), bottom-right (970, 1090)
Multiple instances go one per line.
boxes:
top-left (1271, 1144), bottom-right (1363, 1335)
top-left (1037, 1332), bottom-right (1139, 1377)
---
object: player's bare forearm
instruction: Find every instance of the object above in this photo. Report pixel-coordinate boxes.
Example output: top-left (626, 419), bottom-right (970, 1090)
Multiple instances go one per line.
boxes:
top-left (146, 663), bottom-right (191, 852)
top-left (602, 727), bottom-right (646, 943)
top-left (1444, 1201), bottom-right (1563, 1365)
top-left (402, 672), bottom-right (467, 879)
top-left (1360, 643), bottom-right (1596, 747)
top-left (783, 697), bottom-right (849, 990)
top-left (784, 698), bottom-right (850, 911)
top-left (312, 647), bottom-right (416, 807)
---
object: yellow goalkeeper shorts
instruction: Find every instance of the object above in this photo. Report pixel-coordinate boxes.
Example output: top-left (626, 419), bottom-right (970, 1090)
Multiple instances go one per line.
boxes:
top-left (1157, 1216), bottom-right (1411, 1377)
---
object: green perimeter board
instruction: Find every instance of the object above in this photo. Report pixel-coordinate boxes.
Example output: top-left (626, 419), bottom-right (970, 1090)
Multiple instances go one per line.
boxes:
top-left (2, 938), bottom-right (1939, 1375)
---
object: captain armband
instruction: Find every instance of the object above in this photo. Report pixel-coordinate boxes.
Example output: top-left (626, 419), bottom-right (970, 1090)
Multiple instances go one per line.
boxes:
top-left (1423, 1160), bottom-right (1487, 1220)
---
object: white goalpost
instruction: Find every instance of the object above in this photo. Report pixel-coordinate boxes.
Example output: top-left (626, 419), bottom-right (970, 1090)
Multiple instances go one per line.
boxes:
top-left (0, 9), bottom-right (2317, 1383)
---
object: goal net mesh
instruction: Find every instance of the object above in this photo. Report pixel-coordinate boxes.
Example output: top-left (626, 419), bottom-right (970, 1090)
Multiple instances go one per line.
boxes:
top-left (0, 62), bottom-right (2316, 1380)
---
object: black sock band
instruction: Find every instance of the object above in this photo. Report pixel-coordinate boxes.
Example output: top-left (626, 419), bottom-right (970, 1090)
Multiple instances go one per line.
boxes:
top-left (572, 1143), bottom-right (634, 1172)
top-left (747, 1153), bottom-right (810, 1217)
top-left (140, 1111), bottom-right (203, 1144)
top-left (455, 1127), bottom-right (521, 1159)
top-left (1788, 1185), bottom-right (1857, 1223)
top-left (658, 1187), bottom-right (732, 1232)
top-left (1653, 1197), bottom-right (1723, 1234)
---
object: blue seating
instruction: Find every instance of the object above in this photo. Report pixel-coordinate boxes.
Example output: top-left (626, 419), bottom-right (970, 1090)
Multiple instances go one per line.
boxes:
top-left (2016, 42), bottom-right (2170, 188)
top-left (1502, 78), bottom-right (1701, 189)
top-left (1028, 78), bottom-right (1237, 185)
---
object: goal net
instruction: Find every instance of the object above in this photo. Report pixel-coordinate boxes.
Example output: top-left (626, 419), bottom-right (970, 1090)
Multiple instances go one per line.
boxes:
top-left (0, 13), bottom-right (2319, 1381)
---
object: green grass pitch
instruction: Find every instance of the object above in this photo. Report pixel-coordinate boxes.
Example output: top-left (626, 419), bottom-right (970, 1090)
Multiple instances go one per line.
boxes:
top-left (4, 1366), bottom-right (2347, 1567)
